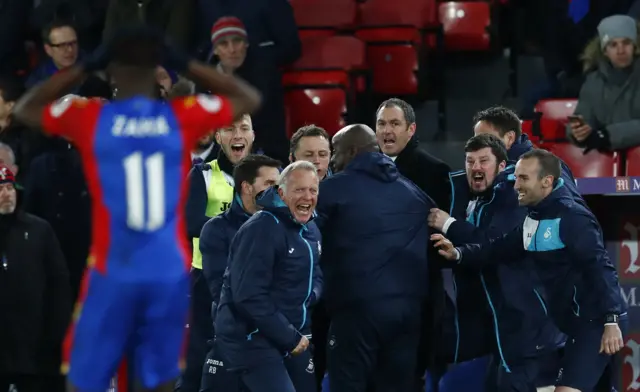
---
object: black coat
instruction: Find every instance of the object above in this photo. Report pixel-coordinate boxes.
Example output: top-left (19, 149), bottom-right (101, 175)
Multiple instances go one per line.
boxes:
top-left (0, 211), bottom-right (72, 375)
top-left (393, 137), bottom-right (451, 210)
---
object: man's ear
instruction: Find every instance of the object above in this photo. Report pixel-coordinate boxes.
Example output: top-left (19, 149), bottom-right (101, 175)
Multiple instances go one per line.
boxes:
top-left (277, 186), bottom-right (285, 199)
top-left (498, 161), bottom-right (506, 171)
top-left (215, 131), bottom-right (222, 144)
top-left (289, 153), bottom-right (294, 163)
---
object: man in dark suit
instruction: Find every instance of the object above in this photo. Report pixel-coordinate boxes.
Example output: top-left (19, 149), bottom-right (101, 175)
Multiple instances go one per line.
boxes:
top-left (375, 98), bottom-right (451, 391)
top-left (375, 98), bottom-right (450, 209)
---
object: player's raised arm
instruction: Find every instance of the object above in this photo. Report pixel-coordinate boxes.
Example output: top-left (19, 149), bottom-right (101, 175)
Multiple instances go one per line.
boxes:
top-left (13, 66), bottom-right (93, 130)
top-left (185, 61), bottom-right (261, 121)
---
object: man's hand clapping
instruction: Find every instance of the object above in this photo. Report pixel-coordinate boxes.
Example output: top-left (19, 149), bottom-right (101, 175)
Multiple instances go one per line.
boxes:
top-left (431, 234), bottom-right (458, 261)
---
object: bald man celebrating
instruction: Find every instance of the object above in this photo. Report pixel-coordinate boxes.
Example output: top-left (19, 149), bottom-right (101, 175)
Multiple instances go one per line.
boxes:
top-left (315, 124), bottom-right (434, 392)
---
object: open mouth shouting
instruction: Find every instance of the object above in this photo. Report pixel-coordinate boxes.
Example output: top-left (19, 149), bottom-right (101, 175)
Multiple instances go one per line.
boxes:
top-left (293, 203), bottom-right (313, 223)
top-left (228, 142), bottom-right (247, 160)
top-left (382, 135), bottom-right (396, 149)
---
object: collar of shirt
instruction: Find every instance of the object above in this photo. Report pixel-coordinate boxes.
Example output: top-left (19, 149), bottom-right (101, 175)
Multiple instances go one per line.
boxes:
top-left (192, 143), bottom-right (215, 162)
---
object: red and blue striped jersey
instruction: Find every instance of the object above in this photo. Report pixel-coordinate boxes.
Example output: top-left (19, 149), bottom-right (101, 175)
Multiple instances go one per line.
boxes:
top-left (42, 95), bottom-right (234, 279)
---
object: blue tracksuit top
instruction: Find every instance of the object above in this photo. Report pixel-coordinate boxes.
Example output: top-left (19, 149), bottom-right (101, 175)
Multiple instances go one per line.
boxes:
top-left (200, 194), bottom-right (251, 311)
top-left (214, 187), bottom-right (323, 362)
top-left (456, 180), bottom-right (626, 333)
top-left (315, 151), bottom-right (433, 312)
top-left (447, 166), bottom-right (565, 369)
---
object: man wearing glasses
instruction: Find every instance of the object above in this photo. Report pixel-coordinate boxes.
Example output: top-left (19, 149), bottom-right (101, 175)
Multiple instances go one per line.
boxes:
top-left (27, 21), bottom-right (79, 88)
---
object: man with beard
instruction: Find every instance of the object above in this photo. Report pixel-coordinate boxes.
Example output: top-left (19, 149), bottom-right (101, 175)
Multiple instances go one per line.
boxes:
top-left (0, 164), bottom-right (72, 392)
top-left (427, 134), bottom-right (564, 392)
top-left (192, 132), bottom-right (219, 165)
top-left (472, 106), bottom-right (582, 204)
top-left (199, 154), bottom-right (281, 391)
top-left (316, 124), bottom-right (432, 392)
top-left (182, 113), bottom-right (255, 392)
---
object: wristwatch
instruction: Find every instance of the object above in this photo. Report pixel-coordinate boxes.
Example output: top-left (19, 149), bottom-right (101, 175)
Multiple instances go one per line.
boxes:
top-left (605, 314), bottom-right (619, 324)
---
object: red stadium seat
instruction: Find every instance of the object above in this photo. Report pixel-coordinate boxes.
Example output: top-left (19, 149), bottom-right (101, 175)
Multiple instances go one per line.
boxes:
top-left (626, 146), bottom-right (640, 176)
top-left (533, 99), bottom-right (578, 140)
top-left (291, 0), bottom-right (357, 38)
top-left (359, 0), bottom-right (426, 28)
top-left (283, 70), bottom-right (348, 138)
top-left (438, 2), bottom-right (491, 51)
top-left (520, 120), bottom-right (539, 145)
top-left (295, 36), bottom-right (367, 71)
top-left (355, 27), bottom-right (421, 95)
top-left (543, 142), bottom-right (619, 178)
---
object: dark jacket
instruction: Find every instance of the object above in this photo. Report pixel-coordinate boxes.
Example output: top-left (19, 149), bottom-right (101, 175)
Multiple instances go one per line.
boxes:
top-left (103, 0), bottom-right (195, 51)
top-left (185, 150), bottom-right (234, 239)
top-left (316, 152), bottom-right (432, 313)
top-left (200, 194), bottom-right (250, 306)
top-left (0, 211), bottom-right (72, 375)
top-left (214, 187), bottom-right (322, 365)
top-left (457, 180), bottom-right (626, 333)
top-left (394, 136), bottom-right (451, 210)
top-left (23, 143), bottom-right (91, 301)
top-left (447, 166), bottom-right (564, 366)
top-left (507, 134), bottom-right (583, 206)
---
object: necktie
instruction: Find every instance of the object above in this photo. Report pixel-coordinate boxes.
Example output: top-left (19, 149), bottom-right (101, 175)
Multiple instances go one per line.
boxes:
top-left (192, 157), bottom-right (204, 166)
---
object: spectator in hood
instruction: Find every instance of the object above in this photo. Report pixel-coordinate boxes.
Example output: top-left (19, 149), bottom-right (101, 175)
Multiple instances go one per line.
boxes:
top-left (0, 163), bottom-right (72, 392)
top-left (200, 9), bottom-right (299, 163)
top-left (567, 15), bottom-right (640, 151)
top-left (27, 20), bottom-right (80, 89)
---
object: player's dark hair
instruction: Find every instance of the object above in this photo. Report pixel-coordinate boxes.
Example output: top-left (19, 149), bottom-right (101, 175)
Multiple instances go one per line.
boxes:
top-left (520, 149), bottom-right (561, 181)
top-left (464, 134), bottom-right (508, 164)
top-left (0, 75), bottom-right (24, 102)
top-left (473, 106), bottom-right (522, 139)
top-left (42, 20), bottom-right (76, 44)
top-left (376, 98), bottom-right (416, 125)
top-left (109, 27), bottom-right (163, 69)
top-left (233, 154), bottom-right (282, 194)
top-left (289, 125), bottom-right (331, 157)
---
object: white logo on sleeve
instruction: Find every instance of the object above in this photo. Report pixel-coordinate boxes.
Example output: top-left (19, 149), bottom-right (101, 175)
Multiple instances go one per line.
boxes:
top-left (543, 227), bottom-right (551, 239)
top-left (289, 248), bottom-right (295, 254)
top-left (196, 94), bottom-right (222, 113)
top-left (49, 94), bottom-right (83, 118)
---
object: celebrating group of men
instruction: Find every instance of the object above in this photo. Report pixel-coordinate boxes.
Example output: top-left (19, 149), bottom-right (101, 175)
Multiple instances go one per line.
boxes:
top-left (2, 25), bottom-right (626, 392)
top-left (179, 95), bottom-right (627, 392)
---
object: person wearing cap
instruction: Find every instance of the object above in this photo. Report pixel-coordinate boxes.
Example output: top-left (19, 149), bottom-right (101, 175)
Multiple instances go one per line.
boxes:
top-left (209, 17), bottom-right (249, 75)
top-left (0, 163), bottom-right (72, 392)
top-left (567, 14), bottom-right (640, 151)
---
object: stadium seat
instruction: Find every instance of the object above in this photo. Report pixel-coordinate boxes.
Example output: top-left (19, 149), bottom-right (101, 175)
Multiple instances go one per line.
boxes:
top-left (438, 2), bottom-right (491, 51)
top-left (295, 36), bottom-right (367, 71)
top-left (626, 146), bottom-right (640, 176)
top-left (543, 142), bottom-right (618, 178)
top-left (520, 119), bottom-right (539, 145)
top-left (291, 0), bottom-right (357, 39)
top-left (533, 99), bottom-right (578, 140)
top-left (283, 70), bottom-right (348, 138)
top-left (355, 27), bottom-right (421, 95)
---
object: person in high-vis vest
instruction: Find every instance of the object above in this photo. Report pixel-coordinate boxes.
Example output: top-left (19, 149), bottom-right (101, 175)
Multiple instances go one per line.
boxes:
top-left (180, 114), bottom-right (255, 392)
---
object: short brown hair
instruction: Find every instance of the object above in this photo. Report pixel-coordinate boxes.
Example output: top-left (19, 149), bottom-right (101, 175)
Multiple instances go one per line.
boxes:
top-left (289, 125), bottom-right (330, 156)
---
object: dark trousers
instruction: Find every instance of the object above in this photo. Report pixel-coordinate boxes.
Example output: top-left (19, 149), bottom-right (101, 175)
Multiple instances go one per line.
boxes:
top-left (180, 268), bottom-right (214, 392)
top-left (311, 301), bottom-right (331, 390)
top-left (327, 298), bottom-right (422, 392)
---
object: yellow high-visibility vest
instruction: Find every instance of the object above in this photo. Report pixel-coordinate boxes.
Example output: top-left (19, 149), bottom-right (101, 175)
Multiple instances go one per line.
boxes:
top-left (192, 160), bottom-right (233, 269)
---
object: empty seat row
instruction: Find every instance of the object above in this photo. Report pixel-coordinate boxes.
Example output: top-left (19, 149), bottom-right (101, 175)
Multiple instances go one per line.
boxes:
top-left (291, 0), bottom-right (493, 52)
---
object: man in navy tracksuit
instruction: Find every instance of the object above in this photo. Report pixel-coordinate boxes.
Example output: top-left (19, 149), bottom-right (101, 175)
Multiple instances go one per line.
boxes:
top-left (198, 154), bottom-right (281, 391)
top-left (214, 160), bottom-right (322, 392)
top-left (428, 135), bottom-right (564, 391)
top-left (316, 124), bottom-right (433, 392)
top-left (472, 106), bottom-right (584, 204)
top-left (434, 149), bottom-right (627, 392)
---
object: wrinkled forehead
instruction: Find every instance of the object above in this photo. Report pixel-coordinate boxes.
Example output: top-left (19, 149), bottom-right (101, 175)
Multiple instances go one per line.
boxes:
top-left (376, 105), bottom-right (405, 123)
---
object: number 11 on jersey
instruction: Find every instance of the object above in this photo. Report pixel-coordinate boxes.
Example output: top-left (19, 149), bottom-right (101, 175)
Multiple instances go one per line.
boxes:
top-left (123, 152), bottom-right (166, 232)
